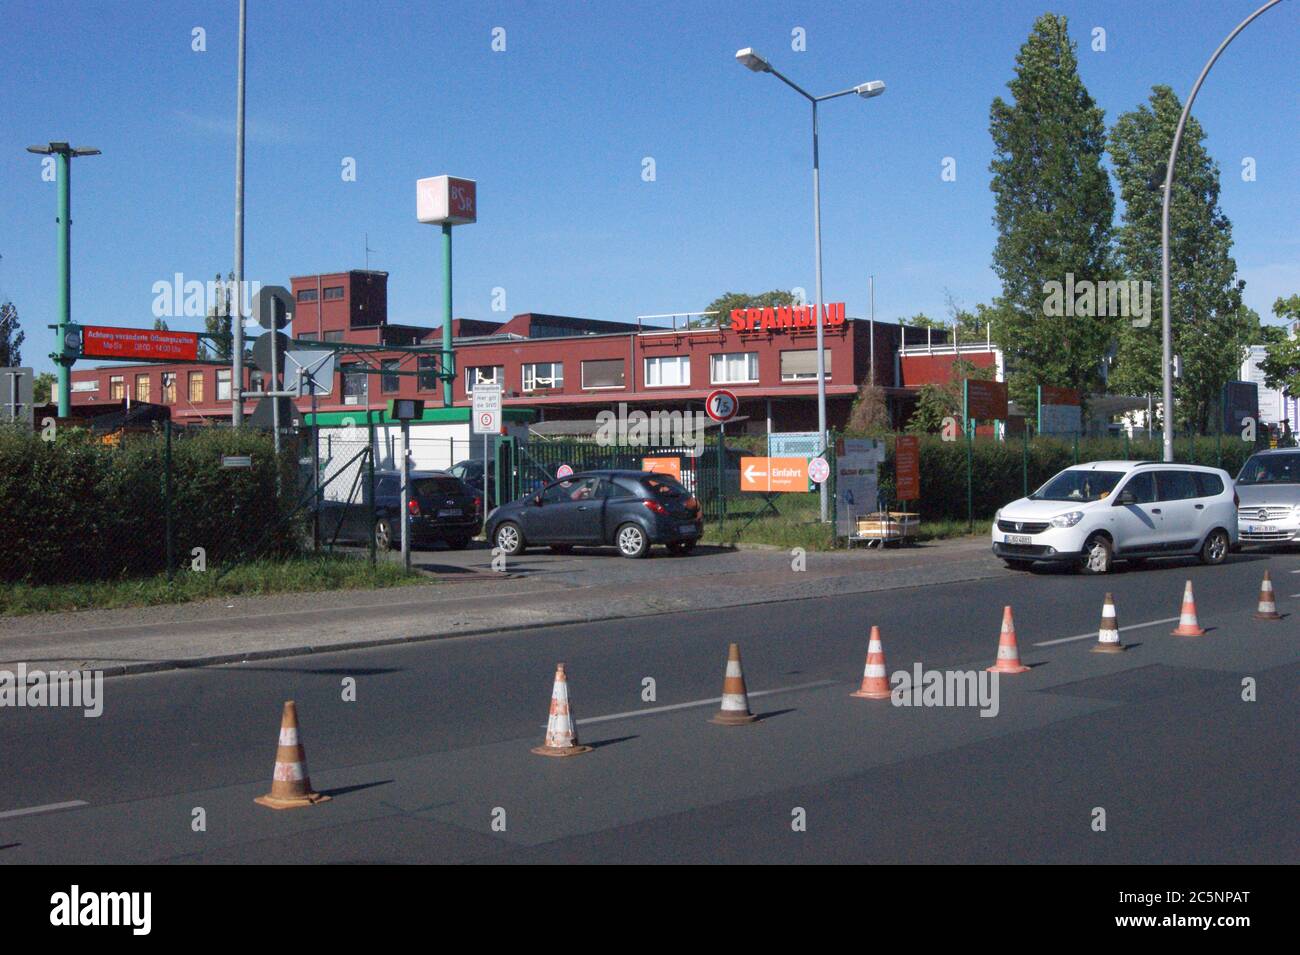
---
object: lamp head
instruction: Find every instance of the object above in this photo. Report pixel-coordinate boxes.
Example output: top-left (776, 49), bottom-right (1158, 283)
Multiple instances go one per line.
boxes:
top-left (855, 80), bottom-right (886, 99)
top-left (735, 47), bottom-right (771, 73)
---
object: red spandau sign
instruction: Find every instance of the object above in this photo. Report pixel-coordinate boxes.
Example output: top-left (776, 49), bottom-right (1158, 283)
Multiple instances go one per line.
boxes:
top-left (82, 326), bottom-right (200, 362)
top-left (729, 302), bottom-right (846, 332)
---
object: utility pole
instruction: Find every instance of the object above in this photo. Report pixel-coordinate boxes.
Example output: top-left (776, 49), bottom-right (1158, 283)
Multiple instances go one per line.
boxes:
top-left (231, 0), bottom-right (248, 427)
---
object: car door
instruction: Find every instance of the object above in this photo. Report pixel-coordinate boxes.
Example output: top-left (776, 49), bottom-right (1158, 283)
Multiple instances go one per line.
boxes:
top-left (520, 478), bottom-right (600, 543)
top-left (1109, 471), bottom-right (1160, 552)
top-left (1153, 469), bottom-right (1201, 551)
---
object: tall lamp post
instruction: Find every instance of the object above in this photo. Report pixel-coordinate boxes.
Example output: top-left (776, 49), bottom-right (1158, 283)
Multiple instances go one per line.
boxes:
top-left (26, 141), bottom-right (100, 418)
top-left (1159, 0), bottom-right (1285, 461)
top-left (736, 48), bottom-right (884, 522)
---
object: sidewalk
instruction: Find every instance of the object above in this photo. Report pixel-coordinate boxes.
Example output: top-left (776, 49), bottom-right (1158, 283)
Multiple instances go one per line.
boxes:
top-left (0, 537), bottom-right (999, 676)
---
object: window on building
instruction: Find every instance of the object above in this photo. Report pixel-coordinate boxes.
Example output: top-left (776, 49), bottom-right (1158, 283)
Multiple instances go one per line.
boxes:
top-left (71, 380), bottom-right (98, 393)
top-left (323, 286), bottom-right (345, 300)
top-left (342, 364), bottom-right (368, 405)
top-left (465, 365), bottom-right (505, 393)
top-left (216, 369), bottom-right (232, 401)
top-left (296, 331), bottom-right (318, 342)
top-left (417, 355), bottom-right (439, 391)
top-left (710, 352), bottom-right (759, 384)
top-left (188, 371), bottom-right (204, 403)
top-left (581, 359), bottom-right (625, 389)
top-left (381, 359), bottom-right (400, 394)
top-left (135, 374), bottom-right (151, 403)
top-left (522, 362), bottom-right (563, 391)
top-left (644, 355), bottom-right (690, 388)
top-left (109, 375), bottom-right (125, 400)
top-left (297, 288), bottom-right (319, 302)
top-left (780, 349), bottom-right (833, 381)
top-left (161, 373), bottom-right (176, 404)
top-left (324, 330), bottom-right (345, 343)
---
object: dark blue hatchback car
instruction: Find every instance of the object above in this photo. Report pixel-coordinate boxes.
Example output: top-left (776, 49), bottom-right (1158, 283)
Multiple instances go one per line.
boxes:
top-left (485, 470), bottom-right (703, 558)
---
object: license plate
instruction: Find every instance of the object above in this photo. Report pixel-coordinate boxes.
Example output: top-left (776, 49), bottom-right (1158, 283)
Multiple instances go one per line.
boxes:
top-left (438, 508), bottom-right (462, 517)
top-left (1247, 524), bottom-right (1275, 533)
top-left (1005, 534), bottom-right (1032, 545)
top-left (679, 523), bottom-right (699, 535)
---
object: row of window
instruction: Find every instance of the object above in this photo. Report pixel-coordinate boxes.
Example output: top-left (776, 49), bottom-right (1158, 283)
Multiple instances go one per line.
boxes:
top-left (106, 370), bottom-right (234, 404)
top-left (295, 286), bottom-right (345, 303)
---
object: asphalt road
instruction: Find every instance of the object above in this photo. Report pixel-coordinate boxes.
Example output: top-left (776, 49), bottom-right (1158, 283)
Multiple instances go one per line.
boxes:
top-left (1, 548), bottom-right (1296, 863)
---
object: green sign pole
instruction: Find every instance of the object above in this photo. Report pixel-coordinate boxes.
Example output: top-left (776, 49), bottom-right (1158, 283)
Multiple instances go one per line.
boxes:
top-left (1022, 424), bottom-right (1029, 497)
top-left (56, 150), bottom-right (71, 417)
top-left (441, 223), bottom-right (454, 407)
top-left (963, 380), bottom-right (973, 531)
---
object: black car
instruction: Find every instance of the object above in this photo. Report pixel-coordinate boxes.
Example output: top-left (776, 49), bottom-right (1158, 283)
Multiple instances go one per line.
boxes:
top-left (485, 470), bottom-right (703, 558)
top-left (320, 469), bottom-right (482, 550)
top-left (448, 459), bottom-right (496, 506)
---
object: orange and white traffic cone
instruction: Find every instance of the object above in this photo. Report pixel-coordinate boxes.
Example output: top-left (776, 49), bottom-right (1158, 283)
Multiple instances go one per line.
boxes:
top-left (987, 605), bottom-right (1031, 674)
top-left (1170, 580), bottom-right (1207, 636)
top-left (850, 625), bottom-right (893, 699)
top-left (532, 664), bottom-right (592, 757)
top-left (1091, 592), bottom-right (1125, 653)
top-left (1253, 570), bottom-right (1282, 621)
top-left (711, 643), bottom-right (758, 725)
top-left (255, 701), bottom-right (331, 810)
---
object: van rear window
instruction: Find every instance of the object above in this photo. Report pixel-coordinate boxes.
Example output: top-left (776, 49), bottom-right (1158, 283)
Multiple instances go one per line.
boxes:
top-left (642, 475), bottom-right (686, 497)
top-left (413, 477), bottom-right (464, 497)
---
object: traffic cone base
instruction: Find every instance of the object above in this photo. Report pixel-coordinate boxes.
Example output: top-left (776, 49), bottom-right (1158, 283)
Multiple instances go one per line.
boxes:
top-left (533, 664), bottom-right (592, 757)
top-left (1254, 570), bottom-right (1282, 620)
top-left (850, 625), bottom-right (893, 699)
top-left (987, 606), bottom-right (1031, 674)
top-left (1091, 593), bottom-right (1126, 653)
top-left (255, 701), bottom-right (330, 811)
top-left (1171, 580), bottom-right (1206, 636)
top-left (712, 643), bottom-right (758, 725)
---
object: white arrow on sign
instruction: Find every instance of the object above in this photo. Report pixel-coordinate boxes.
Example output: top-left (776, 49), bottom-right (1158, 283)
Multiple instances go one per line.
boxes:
top-left (744, 463), bottom-right (766, 483)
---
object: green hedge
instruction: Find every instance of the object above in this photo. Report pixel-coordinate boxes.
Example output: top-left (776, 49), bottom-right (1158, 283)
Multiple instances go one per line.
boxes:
top-left (0, 425), bottom-right (302, 584)
top-left (871, 434), bottom-right (1260, 522)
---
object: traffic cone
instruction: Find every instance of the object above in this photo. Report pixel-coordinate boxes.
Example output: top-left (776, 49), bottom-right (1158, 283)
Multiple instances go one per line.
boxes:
top-left (711, 643), bottom-right (758, 725)
top-left (1170, 580), bottom-right (1207, 636)
top-left (531, 664), bottom-right (592, 757)
top-left (1091, 593), bottom-right (1125, 653)
top-left (850, 626), bottom-right (893, 699)
top-left (987, 606), bottom-right (1031, 674)
top-left (255, 701), bottom-right (331, 810)
top-left (1253, 570), bottom-right (1282, 621)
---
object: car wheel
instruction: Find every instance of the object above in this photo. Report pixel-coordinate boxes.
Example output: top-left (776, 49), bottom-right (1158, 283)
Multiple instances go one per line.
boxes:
top-left (1002, 559), bottom-right (1033, 571)
top-left (1079, 534), bottom-right (1113, 575)
top-left (494, 522), bottom-right (525, 556)
top-left (668, 541), bottom-right (697, 555)
top-left (374, 518), bottom-right (394, 551)
top-left (1199, 528), bottom-right (1229, 565)
top-left (446, 534), bottom-right (471, 551)
top-left (616, 523), bottom-right (650, 559)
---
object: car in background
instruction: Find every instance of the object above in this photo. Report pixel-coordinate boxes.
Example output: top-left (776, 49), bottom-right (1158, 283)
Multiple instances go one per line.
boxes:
top-left (320, 469), bottom-right (482, 550)
top-left (448, 459), bottom-right (496, 509)
top-left (485, 469), bottom-right (703, 558)
top-left (992, 460), bottom-right (1237, 574)
top-left (1235, 448), bottom-right (1300, 546)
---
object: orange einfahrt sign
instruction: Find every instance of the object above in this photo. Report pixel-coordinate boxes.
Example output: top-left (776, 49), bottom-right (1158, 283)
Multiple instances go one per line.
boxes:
top-left (641, 456), bottom-right (682, 481)
top-left (740, 456), bottom-right (808, 493)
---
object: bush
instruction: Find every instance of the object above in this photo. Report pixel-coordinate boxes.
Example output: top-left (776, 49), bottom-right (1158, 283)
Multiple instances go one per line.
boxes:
top-left (0, 424), bottom-right (301, 584)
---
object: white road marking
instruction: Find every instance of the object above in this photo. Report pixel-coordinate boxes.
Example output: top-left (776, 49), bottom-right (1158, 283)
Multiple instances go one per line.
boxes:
top-left (574, 680), bottom-right (837, 726)
top-left (0, 800), bottom-right (88, 820)
top-left (1033, 617), bottom-right (1180, 647)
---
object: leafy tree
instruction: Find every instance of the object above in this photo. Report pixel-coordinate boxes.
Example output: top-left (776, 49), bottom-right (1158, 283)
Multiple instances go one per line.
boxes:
top-left (153, 317), bottom-right (170, 331)
top-left (32, 372), bottom-right (56, 405)
top-left (905, 312), bottom-right (944, 329)
top-left (1257, 294), bottom-right (1300, 394)
top-left (0, 301), bottom-right (23, 367)
top-left (1107, 85), bottom-right (1249, 434)
top-left (701, 289), bottom-right (797, 328)
top-left (987, 13), bottom-right (1115, 411)
top-left (204, 271), bottom-right (234, 360)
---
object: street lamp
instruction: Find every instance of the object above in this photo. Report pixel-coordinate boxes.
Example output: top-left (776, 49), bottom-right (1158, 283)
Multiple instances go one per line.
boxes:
top-left (27, 141), bottom-right (101, 417)
top-left (735, 48), bottom-right (885, 522)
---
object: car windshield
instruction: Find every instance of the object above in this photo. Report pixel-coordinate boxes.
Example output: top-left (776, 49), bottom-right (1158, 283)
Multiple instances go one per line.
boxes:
top-left (1030, 469), bottom-right (1123, 502)
top-left (1237, 452), bottom-right (1300, 485)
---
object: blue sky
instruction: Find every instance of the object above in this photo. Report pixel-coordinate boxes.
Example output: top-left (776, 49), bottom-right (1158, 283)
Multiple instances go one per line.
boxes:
top-left (3, 0), bottom-right (1297, 375)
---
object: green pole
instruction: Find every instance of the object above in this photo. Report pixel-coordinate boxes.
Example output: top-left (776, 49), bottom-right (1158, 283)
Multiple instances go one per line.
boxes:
top-left (367, 416), bottom-right (377, 566)
top-left (164, 419), bottom-right (173, 581)
top-left (56, 150), bottom-right (72, 417)
top-left (966, 418), bottom-right (974, 532)
top-left (1022, 424), bottom-right (1028, 497)
top-left (1072, 432), bottom-right (1079, 465)
top-left (441, 223), bottom-right (453, 407)
top-left (1124, 431), bottom-right (1130, 461)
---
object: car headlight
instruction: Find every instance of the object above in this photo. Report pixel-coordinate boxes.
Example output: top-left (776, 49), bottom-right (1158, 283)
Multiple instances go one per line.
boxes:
top-left (1050, 511), bottom-right (1085, 528)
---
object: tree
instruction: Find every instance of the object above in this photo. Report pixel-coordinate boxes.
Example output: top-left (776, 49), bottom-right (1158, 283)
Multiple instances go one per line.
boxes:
top-left (204, 272), bottom-right (234, 359)
top-left (988, 13), bottom-right (1115, 412)
top-left (1107, 85), bottom-right (1249, 433)
top-left (905, 312), bottom-right (944, 329)
top-left (1257, 294), bottom-right (1300, 394)
top-left (33, 371), bottom-right (56, 405)
top-left (0, 301), bottom-right (23, 367)
top-left (701, 289), bottom-right (797, 328)
top-left (846, 380), bottom-right (890, 435)
top-left (153, 317), bottom-right (170, 331)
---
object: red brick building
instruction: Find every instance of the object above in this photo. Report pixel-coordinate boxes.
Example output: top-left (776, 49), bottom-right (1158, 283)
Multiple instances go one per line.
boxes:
top-left (69, 269), bottom-right (1001, 432)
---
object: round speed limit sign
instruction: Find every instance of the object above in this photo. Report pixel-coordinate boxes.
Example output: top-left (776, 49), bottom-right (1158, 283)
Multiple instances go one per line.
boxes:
top-left (556, 464), bottom-right (574, 479)
top-left (808, 456), bottom-right (830, 484)
top-left (705, 388), bottom-right (739, 423)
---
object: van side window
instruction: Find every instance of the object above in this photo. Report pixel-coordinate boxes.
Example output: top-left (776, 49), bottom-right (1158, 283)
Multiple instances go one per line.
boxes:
top-left (1120, 472), bottom-right (1157, 504)
top-left (1155, 470), bottom-right (1199, 501)
top-left (1194, 472), bottom-right (1224, 497)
